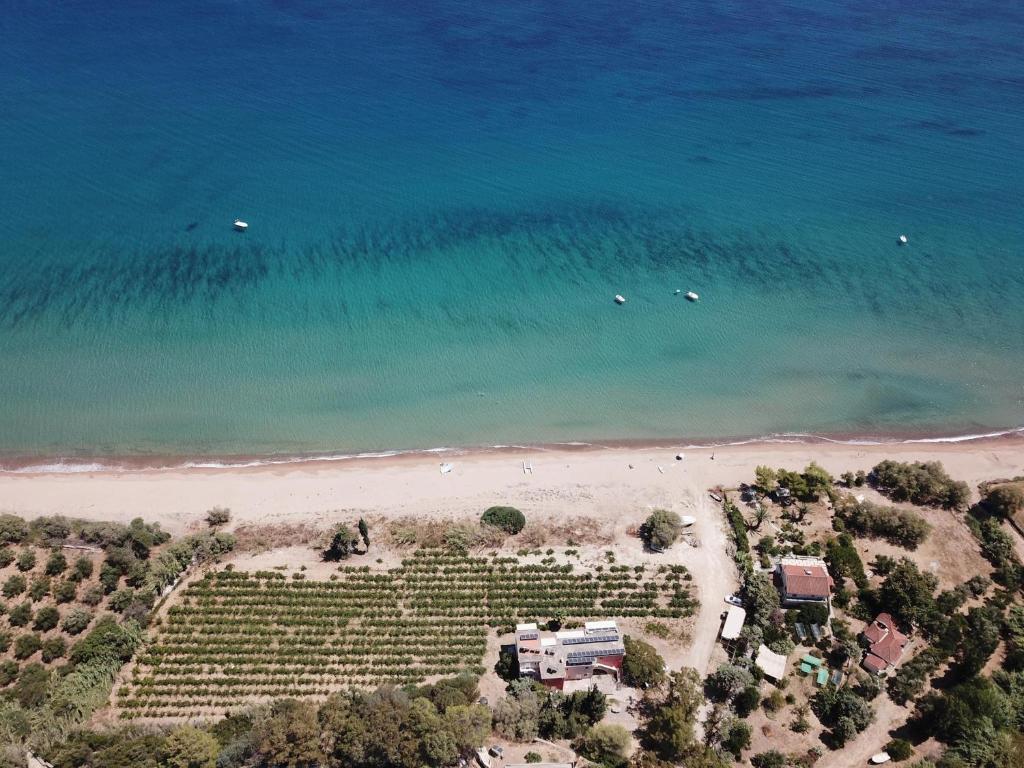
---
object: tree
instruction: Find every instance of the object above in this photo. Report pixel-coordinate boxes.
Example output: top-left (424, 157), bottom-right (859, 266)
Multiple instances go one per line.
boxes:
top-left (41, 636), bottom-right (66, 663)
top-left (640, 669), bottom-right (704, 762)
top-left (494, 647), bottom-right (520, 681)
top-left (358, 518), bottom-right (370, 550)
top-left (574, 724), bottom-right (631, 768)
top-left (983, 484), bottom-right (1024, 518)
top-left (742, 572), bottom-right (780, 630)
top-left (704, 664), bottom-right (754, 703)
top-left (8, 602), bottom-right (31, 627)
top-left (878, 558), bottom-right (938, 629)
top-left (252, 699), bottom-right (323, 768)
top-left (480, 506), bottom-right (526, 534)
top-left (870, 460), bottom-right (969, 509)
top-left (163, 725), bottom-right (220, 768)
top-left (324, 525), bottom-right (359, 561)
top-left (622, 635), bottom-right (666, 689)
top-left (720, 720), bottom-right (752, 759)
top-left (754, 466), bottom-right (777, 495)
top-left (524, 753), bottom-right (542, 764)
top-left (73, 555), bottom-right (94, 580)
top-left (205, 507), bottom-right (231, 528)
top-left (13, 663), bottom-right (50, 708)
top-left (639, 509), bottom-right (683, 551)
top-left (734, 685), bottom-right (761, 718)
top-left (493, 680), bottom-right (542, 741)
top-left (802, 462), bottom-right (834, 501)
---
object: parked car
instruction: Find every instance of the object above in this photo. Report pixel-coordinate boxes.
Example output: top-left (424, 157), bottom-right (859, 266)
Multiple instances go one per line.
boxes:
top-left (724, 594), bottom-right (743, 607)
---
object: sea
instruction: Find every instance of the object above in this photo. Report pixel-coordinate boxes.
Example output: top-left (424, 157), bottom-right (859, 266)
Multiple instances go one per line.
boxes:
top-left (1, 0), bottom-right (1022, 466)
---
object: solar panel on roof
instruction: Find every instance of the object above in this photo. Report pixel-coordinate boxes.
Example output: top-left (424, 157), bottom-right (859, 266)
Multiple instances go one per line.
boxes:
top-left (519, 632), bottom-right (539, 640)
top-left (562, 634), bottom-right (619, 646)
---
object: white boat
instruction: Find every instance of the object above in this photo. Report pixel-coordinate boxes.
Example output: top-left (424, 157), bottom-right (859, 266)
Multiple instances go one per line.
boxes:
top-left (897, 234), bottom-right (908, 245)
top-left (233, 220), bottom-right (249, 232)
top-left (674, 289), bottom-right (681, 295)
top-left (614, 294), bottom-right (626, 304)
top-left (871, 753), bottom-right (892, 765)
top-left (685, 291), bottom-right (699, 301)
top-left (680, 515), bottom-right (696, 527)
top-left (439, 462), bottom-right (453, 475)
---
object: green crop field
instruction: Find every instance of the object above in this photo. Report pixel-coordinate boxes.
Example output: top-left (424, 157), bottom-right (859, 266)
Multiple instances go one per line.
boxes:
top-left (119, 549), bottom-right (697, 719)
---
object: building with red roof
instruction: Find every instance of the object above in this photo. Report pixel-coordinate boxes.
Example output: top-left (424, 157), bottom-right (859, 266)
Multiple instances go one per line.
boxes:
top-left (777, 556), bottom-right (834, 606)
top-left (861, 613), bottom-right (909, 675)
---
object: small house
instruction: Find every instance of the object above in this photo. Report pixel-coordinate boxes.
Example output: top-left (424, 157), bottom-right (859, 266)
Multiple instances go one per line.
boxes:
top-left (515, 620), bottom-right (625, 690)
top-left (861, 613), bottom-right (908, 675)
top-left (776, 556), bottom-right (833, 607)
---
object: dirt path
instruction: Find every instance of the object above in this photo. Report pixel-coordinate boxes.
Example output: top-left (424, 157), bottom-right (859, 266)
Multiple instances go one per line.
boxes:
top-left (673, 488), bottom-right (737, 676)
top-left (819, 695), bottom-right (910, 768)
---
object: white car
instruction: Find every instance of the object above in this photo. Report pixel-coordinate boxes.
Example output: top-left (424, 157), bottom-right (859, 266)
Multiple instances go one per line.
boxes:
top-left (724, 594), bottom-right (743, 607)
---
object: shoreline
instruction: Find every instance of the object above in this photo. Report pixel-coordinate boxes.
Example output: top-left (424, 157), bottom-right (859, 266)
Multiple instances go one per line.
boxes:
top-left (1, 425), bottom-right (1022, 475)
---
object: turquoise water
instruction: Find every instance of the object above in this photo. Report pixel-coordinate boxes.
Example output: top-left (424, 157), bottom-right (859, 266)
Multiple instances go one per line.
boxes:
top-left (1, 1), bottom-right (1023, 459)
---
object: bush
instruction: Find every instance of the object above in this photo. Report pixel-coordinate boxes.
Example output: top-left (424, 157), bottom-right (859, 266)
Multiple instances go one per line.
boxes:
top-left (870, 460), bottom-right (969, 509)
top-left (0, 515), bottom-right (28, 544)
top-left (13, 662), bottom-right (49, 708)
top-left (53, 579), bottom-right (77, 604)
top-left (45, 550), bottom-right (68, 576)
top-left (41, 636), bottom-right (66, 663)
top-left (574, 724), bottom-right (631, 768)
top-left (8, 602), bottom-right (32, 627)
top-left (33, 605), bottom-right (60, 631)
top-left (0, 660), bottom-right (17, 686)
top-left (29, 575), bottom-right (50, 601)
top-left (16, 549), bottom-right (36, 572)
top-left (2, 574), bottom-right (26, 598)
top-left (751, 750), bottom-right (786, 768)
top-left (14, 632), bottom-right (42, 660)
top-left (524, 752), bottom-right (542, 764)
top-left (481, 506), bottom-right (526, 535)
top-left (885, 739), bottom-right (914, 761)
top-left (0, 547), bottom-right (13, 568)
top-left (205, 507), bottom-right (232, 527)
top-left (73, 556), bottom-right (94, 581)
top-left (81, 584), bottom-right (105, 606)
top-left (981, 484), bottom-right (1024, 519)
top-left (0, 632), bottom-right (10, 653)
top-left (639, 509), bottom-right (683, 551)
top-left (69, 616), bottom-right (141, 665)
top-left (833, 498), bottom-right (931, 549)
top-left (323, 525), bottom-right (359, 561)
top-left (61, 607), bottom-right (93, 636)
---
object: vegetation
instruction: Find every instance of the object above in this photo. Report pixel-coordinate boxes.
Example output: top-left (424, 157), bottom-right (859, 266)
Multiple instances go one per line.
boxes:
top-left (621, 635), bottom-right (666, 689)
top-left (205, 507), bottom-right (231, 528)
top-left (123, 551), bottom-right (695, 717)
top-left (480, 506), bottom-right (526, 535)
top-left (324, 524), bottom-right (360, 561)
top-left (639, 509), bottom-right (683, 551)
top-left (574, 723), bottom-right (631, 768)
top-left (811, 684), bottom-right (875, 747)
top-left (981, 482), bottom-right (1024, 519)
top-left (833, 497), bottom-right (931, 549)
top-left (870, 460), bottom-right (970, 509)
top-left (755, 463), bottom-right (834, 502)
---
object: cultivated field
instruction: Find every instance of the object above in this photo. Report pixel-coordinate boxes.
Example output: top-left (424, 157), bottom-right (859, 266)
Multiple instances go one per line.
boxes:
top-left (118, 548), bottom-right (697, 719)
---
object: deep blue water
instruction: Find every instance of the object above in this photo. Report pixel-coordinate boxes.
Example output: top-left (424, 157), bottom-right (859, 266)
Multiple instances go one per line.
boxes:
top-left (1, 0), bottom-right (1022, 458)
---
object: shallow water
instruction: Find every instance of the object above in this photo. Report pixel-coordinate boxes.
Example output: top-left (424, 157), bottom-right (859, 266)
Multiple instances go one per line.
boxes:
top-left (1, 0), bottom-right (1022, 457)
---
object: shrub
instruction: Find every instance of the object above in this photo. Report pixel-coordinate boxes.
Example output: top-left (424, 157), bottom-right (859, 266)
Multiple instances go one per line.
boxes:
top-left (69, 616), bottom-right (142, 665)
top-left (639, 509), bottom-right (683, 551)
top-left (13, 662), bottom-right (49, 708)
top-left (108, 587), bottom-right (136, 613)
top-left (81, 584), bottom-right (105, 606)
top-left (14, 632), bottom-right (42, 660)
top-left (16, 549), bottom-right (36, 572)
top-left (61, 607), bottom-right (93, 636)
top-left (870, 460), bottom-right (969, 509)
top-left (54, 579), bottom-right (77, 604)
top-left (205, 507), bottom-right (232, 527)
top-left (324, 525), bottom-right (359, 561)
top-left (29, 575), bottom-right (50, 601)
top-left (2, 574), bottom-right (26, 598)
top-left (0, 631), bottom-right (10, 653)
top-left (45, 550), bottom-right (68, 576)
top-left (33, 605), bottom-right (60, 631)
top-left (574, 723), bottom-right (631, 768)
top-left (0, 515), bottom-right (28, 544)
top-left (751, 750), bottom-right (786, 768)
top-left (8, 602), bottom-right (32, 627)
top-left (73, 556), bottom-right (94, 581)
top-left (885, 739), bottom-right (914, 761)
top-left (833, 498), bottom-right (930, 549)
top-left (0, 660), bottom-right (17, 686)
top-left (41, 636), bottom-right (66, 663)
top-left (0, 547), bottom-right (14, 569)
top-left (481, 506), bottom-right (526, 534)
top-left (524, 752), bottom-right (542, 764)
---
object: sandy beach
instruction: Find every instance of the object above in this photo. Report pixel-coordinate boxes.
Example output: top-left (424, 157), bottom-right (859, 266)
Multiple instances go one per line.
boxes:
top-left (2, 436), bottom-right (1022, 535)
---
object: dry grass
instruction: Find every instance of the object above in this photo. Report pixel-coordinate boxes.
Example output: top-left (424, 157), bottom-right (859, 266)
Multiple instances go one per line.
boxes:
top-left (232, 522), bottom-right (325, 553)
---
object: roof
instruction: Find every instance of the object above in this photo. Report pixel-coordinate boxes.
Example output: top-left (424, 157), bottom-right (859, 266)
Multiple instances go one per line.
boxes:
top-left (516, 621), bottom-right (624, 682)
top-left (862, 653), bottom-right (888, 675)
top-left (755, 644), bottom-right (788, 680)
top-left (862, 614), bottom-right (908, 668)
top-left (721, 606), bottom-right (746, 640)
top-left (779, 558), bottom-right (833, 598)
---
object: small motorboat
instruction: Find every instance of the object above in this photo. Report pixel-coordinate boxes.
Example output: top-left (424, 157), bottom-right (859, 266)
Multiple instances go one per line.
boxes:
top-left (234, 220), bottom-right (249, 232)
top-left (439, 462), bottom-right (453, 475)
top-left (614, 294), bottom-right (626, 305)
top-left (685, 291), bottom-right (699, 301)
top-left (897, 234), bottom-right (908, 245)
top-left (870, 753), bottom-right (892, 765)
top-left (674, 289), bottom-right (681, 295)
top-left (680, 515), bottom-right (696, 527)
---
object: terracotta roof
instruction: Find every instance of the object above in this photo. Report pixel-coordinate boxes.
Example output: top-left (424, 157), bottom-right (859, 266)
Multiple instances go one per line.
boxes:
top-left (864, 613), bottom-right (897, 645)
top-left (781, 563), bottom-right (833, 598)
top-left (862, 652), bottom-right (888, 675)
top-left (870, 630), bottom-right (908, 665)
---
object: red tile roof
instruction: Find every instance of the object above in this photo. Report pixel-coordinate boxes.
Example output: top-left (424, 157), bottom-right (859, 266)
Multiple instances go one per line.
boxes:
top-left (781, 563), bottom-right (833, 598)
top-left (863, 613), bottom-right (897, 645)
top-left (862, 613), bottom-right (909, 670)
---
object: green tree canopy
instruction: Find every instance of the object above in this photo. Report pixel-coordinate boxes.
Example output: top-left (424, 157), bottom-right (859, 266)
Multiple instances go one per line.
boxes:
top-left (622, 635), bottom-right (666, 689)
top-left (480, 506), bottom-right (526, 534)
top-left (163, 725), bottom-right (220, 768)
top-left (640, 509), bottom-right (683, 551)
